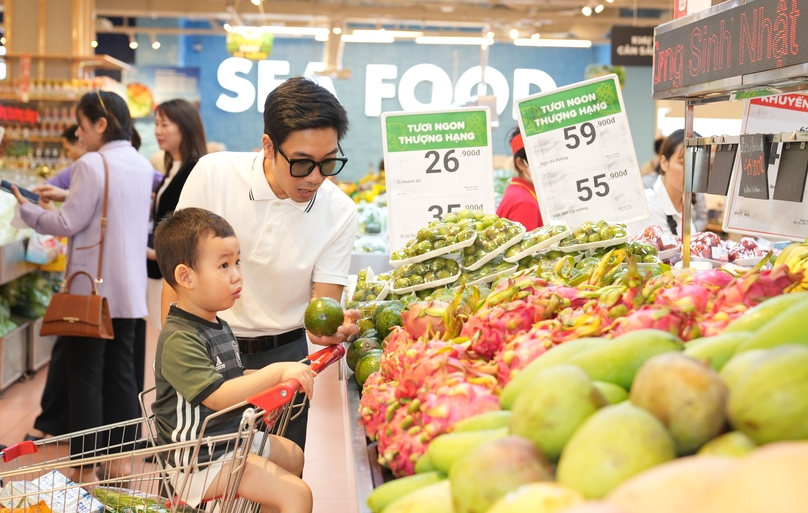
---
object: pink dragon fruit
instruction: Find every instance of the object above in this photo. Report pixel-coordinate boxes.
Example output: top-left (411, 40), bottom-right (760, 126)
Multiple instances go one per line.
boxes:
top-left (359, 372), bottom-right (400, 441)
top-left (494, 330), bottom-right (554, 386)
top-left (376, 406), bottom-right (428, 477)
top-left (691, 268), bottom-right (735, 289)
top-left (608, 305), bottom-right (699, 340)
top-left (418, 381), bottom-right (501, 437)
top-left (711, 265), bottom-right (803, 310)
top-left (653, 283), bottom-right (714, 314)
top-left (462, 300), bottom-right (537, 360)
top-left (400, 301), bottom-right (448, 340)
top-left (394, 343), bottom-right (467, 399)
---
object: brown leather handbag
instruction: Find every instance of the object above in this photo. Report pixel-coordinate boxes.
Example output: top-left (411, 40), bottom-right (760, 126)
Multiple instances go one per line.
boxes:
top-left (40, 155), bottom-right (114, 340)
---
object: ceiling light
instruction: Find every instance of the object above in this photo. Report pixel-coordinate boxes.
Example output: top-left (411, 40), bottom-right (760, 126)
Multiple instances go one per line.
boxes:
top-left (582, 6), bottom-right (593, 15)
top-left (129, 34), bottom-right (138, 49)
top-left (509, 28), bottom-right (520, 39)
top-left (90, 40), bottom-right (98, 48)
top-left (440, 5), bottom-right (454, 12)
top-left (251, 0), bottom-right (261, 5)
top-left (223, 23), bottom-right (232, 32)
top-left (594, 4), bottom-right (605, 12)
top-left (415, 36), bottom-right (495, 46)
top-left (315, 33), bottom-right (329, 41)
top-left (606, 0), bottom-right (614, 3)
top-left (0, 37), bottom-right (6, 45)
top-left (514, 37), bottom-right (592, 48)
top-left (486, 31), bottom-right (495, 39)
top-left (342, 33), bottom-right (395, 43)
top-left (333, 27), bottom-right (342, 34)
top-left (353, 29), bottom-right (423, 38)
top-left (152, 40), bottom-right (161, 49)
top-left (531, 33), bottom-right (540, 40)
top-left (259, 26), bottom-right (330, 37)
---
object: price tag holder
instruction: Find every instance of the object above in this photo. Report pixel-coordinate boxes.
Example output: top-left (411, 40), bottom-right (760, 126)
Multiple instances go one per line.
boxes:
top-left (515, 74), bottom-right (648, 227)
top-left (382, 108), bottom-right (495, 252)
top-left (739, 134), bottom-right (770, 199)
top-left (723, 94), bottom-right (808, 241)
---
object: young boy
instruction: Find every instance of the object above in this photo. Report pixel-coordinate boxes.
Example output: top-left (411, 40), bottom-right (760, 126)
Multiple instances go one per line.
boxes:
top-left (153, 207), bottom-right (315, 513)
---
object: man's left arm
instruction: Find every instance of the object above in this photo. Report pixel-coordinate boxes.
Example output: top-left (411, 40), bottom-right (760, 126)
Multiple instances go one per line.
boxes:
top-left (308, 204), bottom-right (360, 346)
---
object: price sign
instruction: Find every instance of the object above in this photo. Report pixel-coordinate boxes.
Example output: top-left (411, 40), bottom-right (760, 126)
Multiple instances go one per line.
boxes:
top-left (382, 108), bottom-right (495, 251)
top-left (723, 94), bottom-right (808, 241)
top-left (515, 74), bottom-right (648, 228)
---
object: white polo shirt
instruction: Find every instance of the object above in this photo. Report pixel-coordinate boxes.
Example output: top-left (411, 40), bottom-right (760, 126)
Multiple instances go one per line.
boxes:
top-left (175, 151), bottom-right (357, 337)
top-left (627, 175), bottom-right (695, 237)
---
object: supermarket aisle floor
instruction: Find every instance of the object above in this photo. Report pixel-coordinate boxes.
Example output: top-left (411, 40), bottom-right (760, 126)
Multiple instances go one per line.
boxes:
top-left (0, 326), bottom-right (358, 513)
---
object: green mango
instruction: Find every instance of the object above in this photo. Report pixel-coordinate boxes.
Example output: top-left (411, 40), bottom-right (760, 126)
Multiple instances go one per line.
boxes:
top-left (510, 365), bottom-right (608, 462)
top-left (593, 381), bottom-right (629, 404)
top-left (720, 349), bottom-right (769, 391)
top-left (697, 431), bottom-right (757, 458)
top-left (723, 292), bottom-right (808, 333)
top-left (499, 337), bottom-right (606, 409)
top-left (566, 330), bottom-right (685, 390)
top-left (426, 427), bottom-right (508, 474)
top-left (451, 410), bottom-right (512, 433)
top-left (556, 403), bottom-right (676, 499)
top-left (382, 480), bottom-right (453, 513)
top-left (734, 300), bottom-right (808, 354)
top-left (727, 345), bottom-right (808, 444)
top-left (414, 452), bottom-right (438, 474)
top-left (684, 332), bottom-right (752, 371)
top-left (367, 471), bottom-right (445, 513)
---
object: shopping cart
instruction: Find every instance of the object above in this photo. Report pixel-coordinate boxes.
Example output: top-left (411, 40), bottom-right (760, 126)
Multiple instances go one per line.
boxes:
top-left (0, 344), bottom-right (345, 513)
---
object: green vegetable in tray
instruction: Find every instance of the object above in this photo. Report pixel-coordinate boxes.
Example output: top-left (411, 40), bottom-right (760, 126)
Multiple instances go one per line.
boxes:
top-left (558, 220), bottom-right (628, 248)
top-left (461, 214), bottom-right (524, 267)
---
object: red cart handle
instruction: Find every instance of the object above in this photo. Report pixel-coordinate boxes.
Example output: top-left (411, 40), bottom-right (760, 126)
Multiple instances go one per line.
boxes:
top-left (1, 440), bottom-right (39, 463)
top-left (247, 345), bottom-right (345, 412)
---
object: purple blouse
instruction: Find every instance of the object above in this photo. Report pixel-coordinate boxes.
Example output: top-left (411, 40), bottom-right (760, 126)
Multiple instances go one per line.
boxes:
top-left (21, 141), bottom-right (153, 318)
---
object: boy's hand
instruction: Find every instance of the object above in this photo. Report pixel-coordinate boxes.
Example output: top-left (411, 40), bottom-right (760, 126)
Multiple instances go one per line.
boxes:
top-left (307, 309), bottom-right (361, 346)
top-left (279, 362), bottom-right (317, 399)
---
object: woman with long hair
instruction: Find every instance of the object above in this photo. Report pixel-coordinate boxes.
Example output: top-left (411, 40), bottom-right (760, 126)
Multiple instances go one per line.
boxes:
top-left (12, 90), bottom-right (153, 478)
top-left (145, 99), bottom-right (207, 330)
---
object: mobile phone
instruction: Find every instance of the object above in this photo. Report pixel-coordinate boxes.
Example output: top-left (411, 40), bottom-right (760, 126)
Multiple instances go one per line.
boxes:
top-left (0, 180), bottom-right (40, 204)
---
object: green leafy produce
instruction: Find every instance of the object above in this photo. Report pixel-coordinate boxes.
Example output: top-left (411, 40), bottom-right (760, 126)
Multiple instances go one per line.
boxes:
top-left (558, 220), bottom-right (628, 248)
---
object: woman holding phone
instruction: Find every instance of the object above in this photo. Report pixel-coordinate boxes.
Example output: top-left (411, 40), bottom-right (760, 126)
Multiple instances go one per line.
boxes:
top-left (145, 99), bottom-right (207, 330)
top-left (11, 90), bottom-right (153, 479)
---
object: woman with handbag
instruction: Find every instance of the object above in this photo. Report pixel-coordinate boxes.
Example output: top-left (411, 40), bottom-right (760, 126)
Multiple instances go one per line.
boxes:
top-left (11, 90), bottom-right (153, 479)
top-left (145, 99), bottom-right (207, 330)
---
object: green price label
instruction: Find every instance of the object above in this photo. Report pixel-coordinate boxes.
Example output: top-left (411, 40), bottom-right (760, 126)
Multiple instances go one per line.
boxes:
top-left (384, 110), bottom-right (489, 153)
top-left (519, 78), bottom-right (622, 136)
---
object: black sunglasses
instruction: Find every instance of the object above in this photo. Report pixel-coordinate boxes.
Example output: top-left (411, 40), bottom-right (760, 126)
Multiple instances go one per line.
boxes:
top-left (275, 143), bottom-right (348, 178)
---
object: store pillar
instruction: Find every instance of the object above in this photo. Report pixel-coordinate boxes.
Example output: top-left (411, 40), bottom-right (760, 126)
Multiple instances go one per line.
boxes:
top-left (4, 0), bottom-right (96, 80)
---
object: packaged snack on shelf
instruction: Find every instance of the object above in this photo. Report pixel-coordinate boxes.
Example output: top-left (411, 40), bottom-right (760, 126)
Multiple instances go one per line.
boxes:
top-left (728, 237), bottom-right (769, 265)
top-left (389, 256), bottom-right (461, 294)
top-left (389, 219), bottom-right (476, 267)
top-left (503, 223), bottom-right (570, 262)
top-left (460, 216), bottom-right (526, 271)
top-left (631, 225), bottom-right (681, 261)
top-left (456, 258), bottom-right (518, 286)
top-left (556, 220), bottom-right (629, 253)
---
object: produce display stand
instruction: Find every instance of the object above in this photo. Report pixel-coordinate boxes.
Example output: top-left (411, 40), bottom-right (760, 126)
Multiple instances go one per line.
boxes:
top-left (652, 0), bottom-right (808, 266)
top-left (346, 370), bottom-right (377, 513)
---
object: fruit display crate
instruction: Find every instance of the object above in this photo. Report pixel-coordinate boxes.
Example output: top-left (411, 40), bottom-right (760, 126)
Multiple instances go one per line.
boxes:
top-left (0, 314), bottom-right (30, 392)
top-left (346, 369), bottom-right (388, 513)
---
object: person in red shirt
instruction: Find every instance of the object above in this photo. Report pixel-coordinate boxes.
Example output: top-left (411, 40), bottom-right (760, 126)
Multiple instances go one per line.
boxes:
top-left (496, 128), bottom-right (543, 230)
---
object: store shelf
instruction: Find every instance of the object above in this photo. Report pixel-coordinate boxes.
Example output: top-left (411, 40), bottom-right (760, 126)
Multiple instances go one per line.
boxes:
top-left (346, 372), bottom-right (376, 513)
top-left (2, 53), bottom-right (133, 73)
top-left (0, 239), bottom-right (38, 287)
top-left (4, 137), bottom-right (63, 143)
top-left (0, 94), bottom-right (82, 103)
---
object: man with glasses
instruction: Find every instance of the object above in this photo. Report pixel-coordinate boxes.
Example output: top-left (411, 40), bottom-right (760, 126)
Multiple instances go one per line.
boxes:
top-left (164, 77), bottom-right (359, 451)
